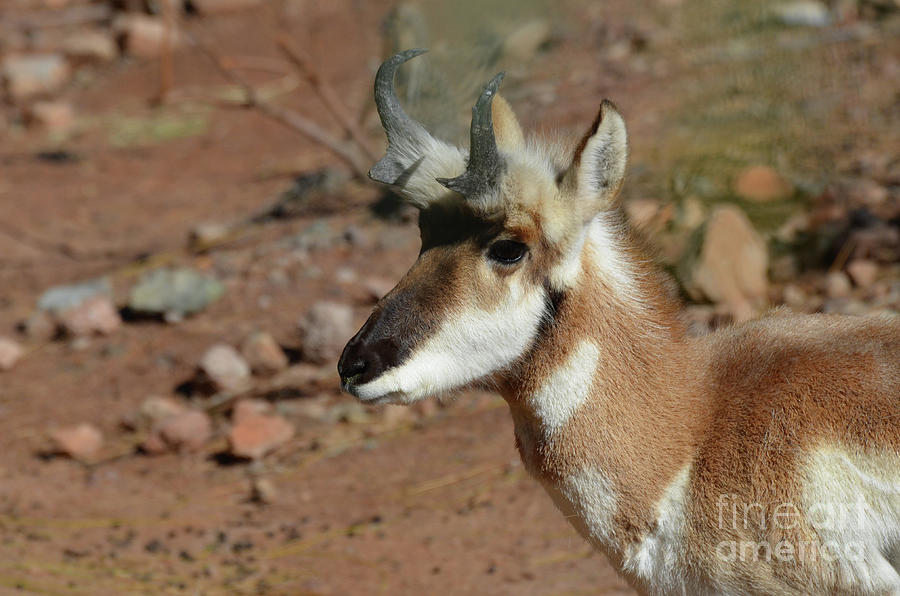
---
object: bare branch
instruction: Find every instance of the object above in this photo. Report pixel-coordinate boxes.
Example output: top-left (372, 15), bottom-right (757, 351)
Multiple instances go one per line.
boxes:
top-left (156, 0), bottom-right (178, 105)
top-left (189, 35), bottom-right (371, 180)
top-left (276, 35), bottom-right (378, 162)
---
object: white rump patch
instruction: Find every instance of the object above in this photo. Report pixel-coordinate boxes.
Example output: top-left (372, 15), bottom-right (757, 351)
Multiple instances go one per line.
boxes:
top-left (528, 340), bottom-right (599, 434)
top-left (353, 279), bottom-right (546, 403)
top-left (801, 448), bottom-right (900, 592)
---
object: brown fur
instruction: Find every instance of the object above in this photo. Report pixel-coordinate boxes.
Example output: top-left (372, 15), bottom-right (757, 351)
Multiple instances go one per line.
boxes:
top-left (356, 73), bottom-right (900, 593)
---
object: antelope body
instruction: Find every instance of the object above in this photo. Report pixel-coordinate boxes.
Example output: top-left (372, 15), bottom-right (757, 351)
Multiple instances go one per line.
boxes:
top-left (338, 50), bottom-right (900, 595)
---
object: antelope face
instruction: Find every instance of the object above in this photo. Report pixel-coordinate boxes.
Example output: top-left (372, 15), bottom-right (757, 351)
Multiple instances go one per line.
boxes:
top-left (338, 50), bottom-right (627, 404)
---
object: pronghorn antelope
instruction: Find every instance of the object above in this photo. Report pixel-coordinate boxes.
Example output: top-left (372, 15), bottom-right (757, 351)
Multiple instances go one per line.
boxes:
top-left (338, 50), bottom-right (900, 595)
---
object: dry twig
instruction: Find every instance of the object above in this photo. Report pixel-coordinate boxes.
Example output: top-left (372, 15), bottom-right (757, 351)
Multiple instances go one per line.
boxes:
top-left (189, 35), bottom-right (372, 179)
top-left (156, 0), bottom-right (178, 104)
top-left (276, 35), bottom-right (378, 161)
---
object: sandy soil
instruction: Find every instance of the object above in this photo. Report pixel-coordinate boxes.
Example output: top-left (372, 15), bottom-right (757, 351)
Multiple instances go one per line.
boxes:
top-left (0, 0), bottom-right (897, 594)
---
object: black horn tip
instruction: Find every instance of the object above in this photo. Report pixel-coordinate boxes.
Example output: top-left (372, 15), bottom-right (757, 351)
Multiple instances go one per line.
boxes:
top-left (385, 48), bottom-right (428, 69)
top-left (436, 174), bottom-right (478, 197)
top-left (375, 48), bottom-right (428, 91)
top-left (472, 72), bottom-right (505, 117)
top-left (483, 72), bottom-right (505, 96)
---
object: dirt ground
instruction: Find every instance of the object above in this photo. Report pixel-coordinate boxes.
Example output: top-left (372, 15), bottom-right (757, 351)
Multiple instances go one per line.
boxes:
top-left (1, 1), bottom-right (898, 594)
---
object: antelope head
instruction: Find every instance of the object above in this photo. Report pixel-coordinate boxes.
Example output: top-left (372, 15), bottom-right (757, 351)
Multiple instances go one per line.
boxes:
top-left (338, 49), bottom-right (628, 404)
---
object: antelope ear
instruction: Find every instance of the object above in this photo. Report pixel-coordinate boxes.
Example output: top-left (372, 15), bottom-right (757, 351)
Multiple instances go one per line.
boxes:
top-left (562, 100), bottom-right (628, 219)
top-left (492, 94), bottom-right (525, 152)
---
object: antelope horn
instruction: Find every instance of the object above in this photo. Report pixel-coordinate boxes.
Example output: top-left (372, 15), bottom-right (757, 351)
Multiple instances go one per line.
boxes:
top-left (436, 72), bottom-right (506, 198)
top-left (369, 48), bottom-right (433, 186)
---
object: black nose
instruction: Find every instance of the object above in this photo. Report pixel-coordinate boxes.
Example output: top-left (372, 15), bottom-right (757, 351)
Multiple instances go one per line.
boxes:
top-left (338, 348), bottom-right (369, 384)
top-left (338, 321), bottom-right (400, 388)
top-left (337, 292), bottom-right (419, 390)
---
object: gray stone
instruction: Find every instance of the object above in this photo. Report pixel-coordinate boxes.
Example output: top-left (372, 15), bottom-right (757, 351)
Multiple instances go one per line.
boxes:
top-left (2, 53), bottom-right (71, 101)
top-left (774, 1), bottom-right (831, 27)
top-left (128, 268), bottom-right (224, 317)
top-left (38, 278), bottom-right (112, 314)
top-left (199, 343), bottom-right (251, 392)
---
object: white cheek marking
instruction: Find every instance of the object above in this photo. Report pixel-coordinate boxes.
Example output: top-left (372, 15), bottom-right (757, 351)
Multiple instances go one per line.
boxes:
top-left (528, 340), bottom-right (599, 434)
top-left (354, 279), bottom-right (546, 403)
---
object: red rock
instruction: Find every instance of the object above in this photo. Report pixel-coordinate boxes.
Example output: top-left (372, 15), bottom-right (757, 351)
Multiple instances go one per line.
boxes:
top-left (679, 197), bottom-right (706, 231)
top-left (298, 302), bottom-right (356, 364)
top-left (153, 410), bottom-right (212, 453)
top-left (781, 284), bottom-right (808, 308)
top-left (2, 53), bottom-right (71, 101)
top-left (241, 332), bottom-right (288, 376)
top-left (625, 198), bottom-right (661, 230)
top-left (232, 398), bottom-right (272, 423)
top-left (733, 165), bottom-right (793, 202)
top-left (199, 344), bottom-right (250, 391)
top-left (825, 271), bottom-right (852, 299)
top-left (114, 15), bottom-right (181, 59)
top-left (27, 100), bottom-right (74, 132)
top-left (693, 206), bottom-right (768, 322)
top-left (228, 400), bottom-right (294, 459)
top-left (502, 19), bottom-right (552, 62)
top-left (57, 295), bottom-right (121, 336)
top-left (846, 260), bottom-right (879, 289)
top-left (50, 423), bottom-right (103, 460)
top-left (60, 29), bottom-right (117, 63)
top-left (0, 337), bottom-right (24, 371)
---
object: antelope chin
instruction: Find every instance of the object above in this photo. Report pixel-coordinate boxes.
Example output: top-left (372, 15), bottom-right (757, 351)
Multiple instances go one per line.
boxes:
top-left (347, 380), bottom-right (422, 405)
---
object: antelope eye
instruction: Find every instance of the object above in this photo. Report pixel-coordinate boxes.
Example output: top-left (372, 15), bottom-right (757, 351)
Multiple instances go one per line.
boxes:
top-left (488, 240), bottom-right (528, 265)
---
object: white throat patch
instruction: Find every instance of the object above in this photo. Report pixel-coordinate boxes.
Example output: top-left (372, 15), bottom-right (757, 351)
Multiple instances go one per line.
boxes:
top-left (527, 340), bottom-right (599, 434)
